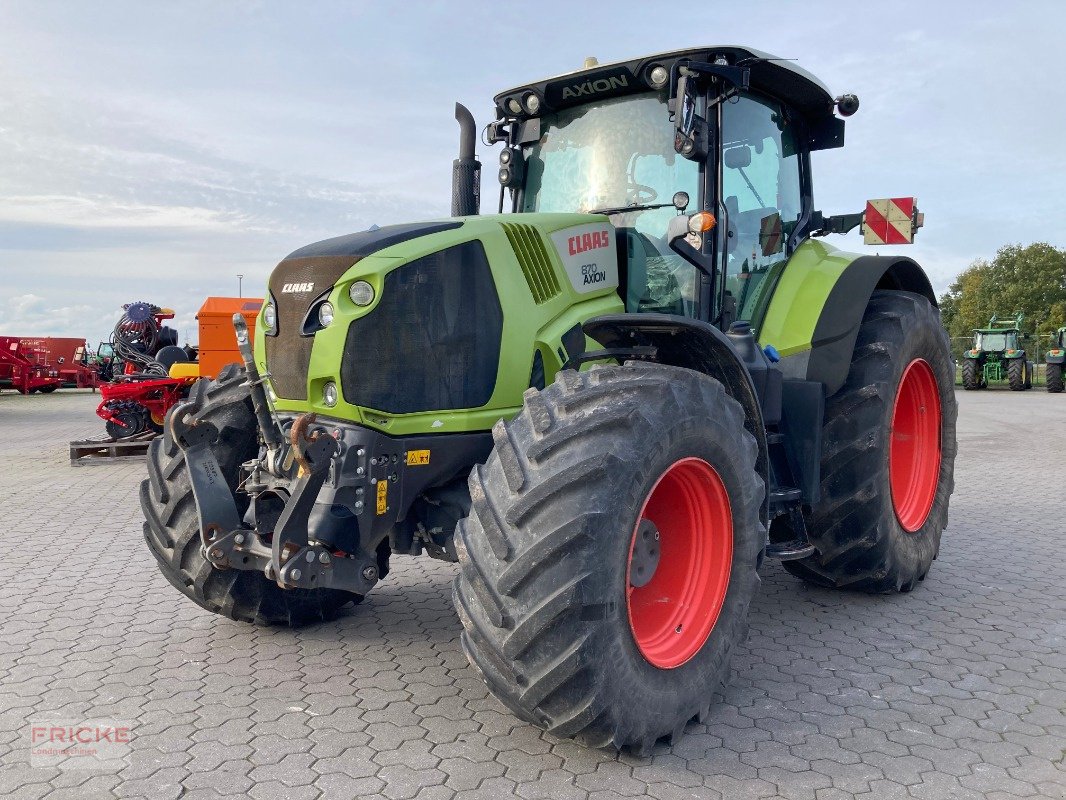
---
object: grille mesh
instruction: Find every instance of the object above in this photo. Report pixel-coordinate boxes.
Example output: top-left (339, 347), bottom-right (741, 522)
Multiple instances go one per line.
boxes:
top-left (501, 223), bottom-right (561, 304)
top-left (265, 255), bottom-right (356, 400)
top-left (341, 241), bottom-right (502, 414)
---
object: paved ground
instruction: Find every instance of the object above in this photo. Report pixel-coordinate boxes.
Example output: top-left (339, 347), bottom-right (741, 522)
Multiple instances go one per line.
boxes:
top-left (0, 388), bottom-right (1063, 800)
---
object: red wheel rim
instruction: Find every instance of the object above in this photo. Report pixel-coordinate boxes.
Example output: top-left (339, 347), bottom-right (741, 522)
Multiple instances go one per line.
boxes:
top-left (889, 359), bottom-right (942, 532)
top-left (626, 457), bottom-right (732, 669)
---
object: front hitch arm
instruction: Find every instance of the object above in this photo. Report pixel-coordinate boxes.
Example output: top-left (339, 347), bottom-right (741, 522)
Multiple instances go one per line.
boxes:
top-left (171, 407), bottom-right (376, 594)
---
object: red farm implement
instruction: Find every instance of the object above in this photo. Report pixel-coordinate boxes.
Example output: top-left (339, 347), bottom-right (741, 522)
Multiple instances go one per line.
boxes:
top-left (0, 337), bottom-right (62, 394)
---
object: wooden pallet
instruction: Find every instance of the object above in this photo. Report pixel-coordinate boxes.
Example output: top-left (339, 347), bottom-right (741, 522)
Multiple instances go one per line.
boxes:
top-left (69, 432), bottom-right (157, 466)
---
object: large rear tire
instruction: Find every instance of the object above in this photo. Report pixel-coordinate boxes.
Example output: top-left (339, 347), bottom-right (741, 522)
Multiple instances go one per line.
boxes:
top-left (784, 291), bottom-right (957, 593)
top-left (453, 363), bottom-right (764, 752)
top-left (140, 364), bottom-right (361, 625)
top-left (1048, 363), bottom-right (1064, 393)
top-left (961, 359), bottom-right (981, 390)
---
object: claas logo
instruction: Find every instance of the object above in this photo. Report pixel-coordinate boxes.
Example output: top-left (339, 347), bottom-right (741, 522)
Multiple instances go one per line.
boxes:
top-left (568, 230), bottom-right (611, 256)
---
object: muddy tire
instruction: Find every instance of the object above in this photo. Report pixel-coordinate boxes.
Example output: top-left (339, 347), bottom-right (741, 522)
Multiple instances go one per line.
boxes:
top-left (961, 359), bottom-right (982, 390)
top-left (1008, 359), bottom-right (1026, 391)
top-left (1048, 363), bottom-right (1064, 393)
top-left (140, 364), bottom-right (361, 625)
top-left (453, 363), bottom-right (764, 752)
top-left (784, 291), bottom-right (957, 593)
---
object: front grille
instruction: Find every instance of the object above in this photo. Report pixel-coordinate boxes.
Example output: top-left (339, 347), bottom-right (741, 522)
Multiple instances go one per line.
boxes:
top-left (341, 241), bottom-right (503, 414)
top-left (265, 255), bottom-right (356, 400)
top-left (502, 223), bottom-right (561, 304)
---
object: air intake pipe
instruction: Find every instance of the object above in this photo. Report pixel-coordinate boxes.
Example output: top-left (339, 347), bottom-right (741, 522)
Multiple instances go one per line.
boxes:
top-left (451, 103), bottom-right (480, 217)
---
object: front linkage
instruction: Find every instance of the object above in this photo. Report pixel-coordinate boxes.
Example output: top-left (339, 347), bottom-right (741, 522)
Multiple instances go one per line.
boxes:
top-left (169, 314), bottom-right (489, 597)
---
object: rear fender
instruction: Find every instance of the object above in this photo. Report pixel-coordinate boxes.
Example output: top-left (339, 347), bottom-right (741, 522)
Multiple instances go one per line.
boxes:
top-left (1045, 352), bottom-right (1065, 365)
top-left (1001, 351), bottom-right (1026, 361)
top-left (962, 351), bottom-right (983, 360)
top-left (583, 313), bottom-right (769, 520)
top-left (759, 241), bottom-right (936, 397)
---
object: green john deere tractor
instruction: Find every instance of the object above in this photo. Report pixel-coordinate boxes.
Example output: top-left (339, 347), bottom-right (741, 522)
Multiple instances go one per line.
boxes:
top-left (142, 46), bottom-right (957, 752)
top-left (961, 313), bottom-right (1033, 391)
top-left (1045, 327), bottom-right (1066, 393)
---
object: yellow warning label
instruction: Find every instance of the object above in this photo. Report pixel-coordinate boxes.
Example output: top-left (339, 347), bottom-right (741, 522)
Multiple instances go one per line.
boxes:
top-left (406, 450), bottom-right (431, 466)
top-left (375, 480), bottom-right (387, 515)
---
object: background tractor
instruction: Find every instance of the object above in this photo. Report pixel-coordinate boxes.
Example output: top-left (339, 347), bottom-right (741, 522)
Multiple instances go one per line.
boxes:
top-left (1045, 327), bottom-right (1065, 393)
top-left (141, 46), bottom-right (957, 752)
top-left (961, 313), bottom-right (1033, 391)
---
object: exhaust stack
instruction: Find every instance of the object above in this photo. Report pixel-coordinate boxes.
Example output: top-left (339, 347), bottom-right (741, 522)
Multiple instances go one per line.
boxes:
top-left (451, 103), bottom-right (480, 217)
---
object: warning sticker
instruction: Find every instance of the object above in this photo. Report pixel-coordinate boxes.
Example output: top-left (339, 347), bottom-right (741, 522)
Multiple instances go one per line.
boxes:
top-left (406, 450), bottom-right (430, 466)
top-left (375, 480), bottom-right (387, 515)
top-left (863, 198), bottom-right (916, 245)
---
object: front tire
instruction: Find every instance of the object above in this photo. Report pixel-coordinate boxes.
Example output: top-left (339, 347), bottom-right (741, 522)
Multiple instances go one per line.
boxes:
top-left (784, 291), bottom-right (957, 593)
top-left (140, 365), bottom-right (361, 625)
top-left (453, 363), bottom-right (764, 752)
top-left (961, 359), bottom-right (982, 390)
top-left (1048, 363), bottom-right (1064, 393)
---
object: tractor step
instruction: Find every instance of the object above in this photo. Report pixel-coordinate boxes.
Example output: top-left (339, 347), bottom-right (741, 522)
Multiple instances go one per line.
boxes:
top-left (769, 487), bottom-right (802, 505)
top-left (764, 539), bottom-right (816, 561)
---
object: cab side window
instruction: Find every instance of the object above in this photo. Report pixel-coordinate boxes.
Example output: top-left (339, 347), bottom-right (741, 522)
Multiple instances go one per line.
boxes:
top-left (720, 93), bottom-right (803, 323)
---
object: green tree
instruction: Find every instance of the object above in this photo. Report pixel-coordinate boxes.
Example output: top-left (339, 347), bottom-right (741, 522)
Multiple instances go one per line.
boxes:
top-left (939, 243), bottom-right (1066, 349)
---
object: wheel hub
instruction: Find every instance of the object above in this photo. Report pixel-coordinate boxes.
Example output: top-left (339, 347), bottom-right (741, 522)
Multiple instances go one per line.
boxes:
top-left (889, 358), bottom-right (942, 532)
top-left (628, 519), bottom-right (661, 588)
top-left (626, 457), bottom-right (733, 670)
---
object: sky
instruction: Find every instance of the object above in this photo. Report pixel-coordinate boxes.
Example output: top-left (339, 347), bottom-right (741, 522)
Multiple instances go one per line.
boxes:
top-left (1, 0), bottom-right (1065, 344)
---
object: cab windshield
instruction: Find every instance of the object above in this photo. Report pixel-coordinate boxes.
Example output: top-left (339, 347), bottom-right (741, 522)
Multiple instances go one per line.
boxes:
top-left (976, 332), bottom-right (1014, 351)
top-left (521, 93), bottom-right (701, 315)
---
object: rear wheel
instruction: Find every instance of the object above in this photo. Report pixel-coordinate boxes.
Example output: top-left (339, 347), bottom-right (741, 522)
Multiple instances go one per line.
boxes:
top-left (140, 365), bottom-right (361, 625)
top-left (1048, 363), bottom-right (1064, 393)
top-left (961, 359), bottom-right (981, 390)
top-left (784, 291), bottom-right (957, 593)
top-left (1008, 358), bottom-right (1025, 391)
top-left (453, 363), bottom-right (764, 752)
top-left (38, 385), bottom-right (58, 394)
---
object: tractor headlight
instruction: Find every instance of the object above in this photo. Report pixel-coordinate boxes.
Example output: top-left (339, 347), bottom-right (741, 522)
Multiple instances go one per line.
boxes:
top-left (647, 64), bottom-right (669, 89)
top-left (348, 281), bottom-right (375, 307)
top-left (523, 92), bottom-right (541, 114)
top-left (262, 302), bottom-right (277, 333)
top-left (322, 381), bottom-right (338, 407)
top-left (318, 301), bottom-right (334, 328)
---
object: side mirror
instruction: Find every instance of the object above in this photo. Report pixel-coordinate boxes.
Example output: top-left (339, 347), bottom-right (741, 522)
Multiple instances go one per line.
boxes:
top-left (723, 146), bottom-right (752, 170)
top-left (673, 74), bottom-right (705, 159)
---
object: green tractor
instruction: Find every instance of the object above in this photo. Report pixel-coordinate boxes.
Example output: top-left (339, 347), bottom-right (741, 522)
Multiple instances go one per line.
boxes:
top-left (142, 47), bottom-right (957, 752)
top-left (961, 313), bottom-right (1033, 391)
top-left (1045, 327), bottom-right (1066, 393)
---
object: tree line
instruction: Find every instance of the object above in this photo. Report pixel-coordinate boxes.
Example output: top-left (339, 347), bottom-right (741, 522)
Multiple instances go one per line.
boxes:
top-left (939, 243), bottom-right (1066, 345)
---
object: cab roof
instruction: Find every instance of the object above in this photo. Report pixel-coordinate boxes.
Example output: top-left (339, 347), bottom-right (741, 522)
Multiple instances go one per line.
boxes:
top-left (494, 45), bottom-right (846, 151)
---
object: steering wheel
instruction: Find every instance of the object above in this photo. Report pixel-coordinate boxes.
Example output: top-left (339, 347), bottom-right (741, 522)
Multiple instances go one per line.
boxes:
top-left (627, 184), bottom-right (658, 205)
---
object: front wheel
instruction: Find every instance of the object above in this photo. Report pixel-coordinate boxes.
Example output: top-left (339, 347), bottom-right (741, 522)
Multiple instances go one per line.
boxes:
top-left (784, 291), bottom-right (958, 593)
top-left (1048, 363), bottom-right (1064, 393)
top-left (453, 363), bottom-right (764, 752)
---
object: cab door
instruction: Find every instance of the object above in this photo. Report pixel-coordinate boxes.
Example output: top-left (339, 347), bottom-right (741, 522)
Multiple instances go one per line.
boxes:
top-left (717, 92), bottom-right (807, 328)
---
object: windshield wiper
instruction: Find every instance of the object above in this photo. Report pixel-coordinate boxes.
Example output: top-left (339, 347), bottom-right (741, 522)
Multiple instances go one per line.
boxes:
top-left (588, 201), bottom-right (676, 216)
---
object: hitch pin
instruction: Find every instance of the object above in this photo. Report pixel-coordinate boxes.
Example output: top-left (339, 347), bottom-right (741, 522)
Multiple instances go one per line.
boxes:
top-left (232, 314), bottom-right (284, 454)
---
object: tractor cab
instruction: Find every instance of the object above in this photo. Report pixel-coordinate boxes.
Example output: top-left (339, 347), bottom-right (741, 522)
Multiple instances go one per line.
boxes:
top-left (487, 47), bottom-right (893, 333)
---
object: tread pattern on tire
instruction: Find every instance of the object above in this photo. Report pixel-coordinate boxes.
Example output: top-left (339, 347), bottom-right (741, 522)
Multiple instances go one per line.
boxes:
top-left (961, 359), bottom-right (981, 390)
top-left (140, 364), bottom-right (360, 626)
top-left (1047, 363), bottom-right (1063, 393)
top-left (1008, 358), bottom-right (1026, 391)
top-left (784, 291), bottom-right (958, 594)
top-left (454, 362), bottom-right (764, 752)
